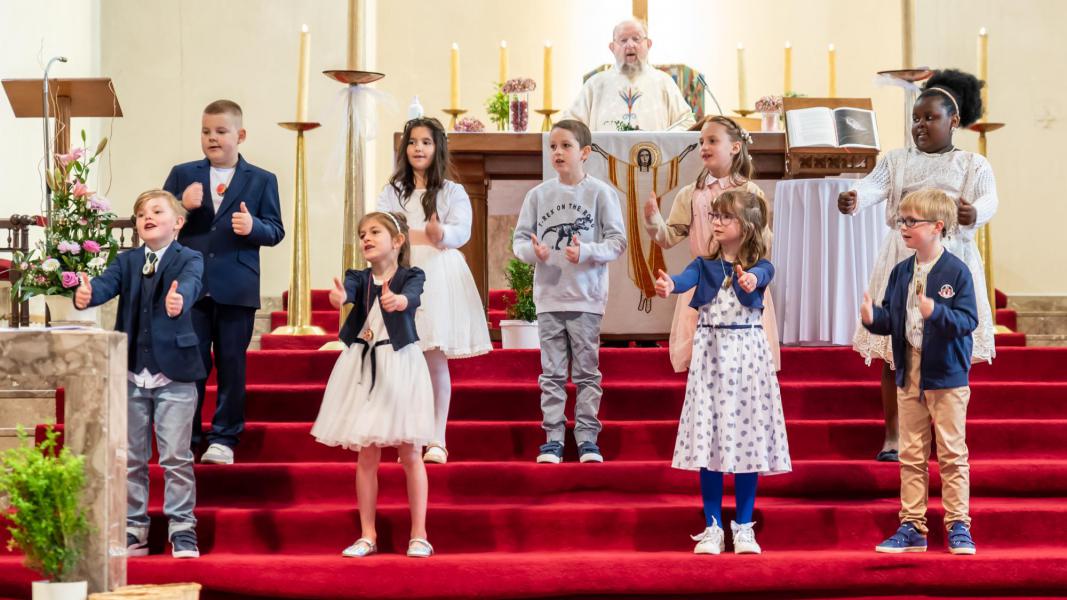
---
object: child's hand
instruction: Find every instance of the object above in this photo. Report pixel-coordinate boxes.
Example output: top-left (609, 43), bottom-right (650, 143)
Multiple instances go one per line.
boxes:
top-left (654, 269), bottom-right (674, 298)
top-left (74, 273), bottom-right (92, 309)
top-left (329, 277), bottom-right (346, 309)
top-left (565, 234), bottom-right (581, 263)
top-left (182, 182), bottom-right (204, 210)
top-left (837, 190), bottom-right (857, 214)
top-left (860, 292), bottom-right (874, 325)
top-left (734, 264), bottom-right (757, 293)
top-left (531, 234), bottom-right (549, 262)
top-left (919, 292), bottom-right (936, 319)
top-left (165, 281), bottom-right (183, 317)
top-left (232, 202), bottom-right (253, 236)
top-left (380, 279), bottom-right (407, 312)
top-left (957, 198), bottom-right (977, 227)
top-left (425, 213), bottom-right (444, 245)
top-left (644, 191), bottom-right (659, 220)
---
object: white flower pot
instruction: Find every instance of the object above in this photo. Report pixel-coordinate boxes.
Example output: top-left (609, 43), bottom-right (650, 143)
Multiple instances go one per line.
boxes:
top-left (44, 295), bottom-right (99, 328)
top-left (32, 580), bottom-right (87, 600)
top-left (499, 319), bottom-right (539, 349)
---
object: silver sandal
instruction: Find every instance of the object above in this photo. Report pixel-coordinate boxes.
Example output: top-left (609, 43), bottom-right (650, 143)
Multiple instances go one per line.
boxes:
top-left (406, 537), bottom-right (434, 558)
top-left (342, 537), bottom-right (377, 558)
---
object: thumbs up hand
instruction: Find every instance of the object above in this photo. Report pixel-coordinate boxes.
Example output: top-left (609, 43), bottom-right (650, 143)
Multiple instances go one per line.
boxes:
top-left (654, 269), bottom-right (674, 298)
top-left (837, 190), bottom-right (857, 214)
top-left (329, 276), bottom-right (347, 309)
top-left (565, 234), bottom-right (581, 264)
top-left (425, 213), bottom-right (444, 245)
top-left (232, 201), bottom-right (253, 235)
top-left (531, 234), bottom-right (549, 263)
top-left (957, 197), bottom-right (977, 227)
top-left (165, 280), bottom-right (183, 317)
top-left (734, 264), bottom-right (757, 293)
top-left (379, 279), bottom-right (407, 312)
top-left (644, 191), bottom-right (659, 220)
top-left (860, 292), bottom-right (874, 325)
top-left (74, 273), bottom-right (92, 309)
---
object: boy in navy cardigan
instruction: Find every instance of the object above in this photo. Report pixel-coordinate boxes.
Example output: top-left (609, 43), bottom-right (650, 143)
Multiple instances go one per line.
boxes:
top-left (163, 99), bottom-right (285, 464)
top-left (861, 189), bottom-right (979, 556)
top-left (75, 189), bottom-right (205, 558)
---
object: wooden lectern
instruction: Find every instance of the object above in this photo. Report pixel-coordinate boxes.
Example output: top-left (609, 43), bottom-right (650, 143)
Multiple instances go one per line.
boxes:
top-left (3, 77), bottom-right (122, 154)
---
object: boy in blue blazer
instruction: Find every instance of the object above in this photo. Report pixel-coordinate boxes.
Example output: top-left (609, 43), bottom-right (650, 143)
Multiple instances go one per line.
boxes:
top-left (163, 99), bottom-right (285, 464)
top-left (75, 189), bottom-right (205, 558)
top-left (861, 189), bottom-right (979, 556)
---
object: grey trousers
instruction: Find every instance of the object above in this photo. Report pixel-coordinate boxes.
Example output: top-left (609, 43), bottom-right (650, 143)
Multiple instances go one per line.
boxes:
top-left (537, 311), bottom-right (603, 444)
top-left (127, 380), bottom-right (198, 539)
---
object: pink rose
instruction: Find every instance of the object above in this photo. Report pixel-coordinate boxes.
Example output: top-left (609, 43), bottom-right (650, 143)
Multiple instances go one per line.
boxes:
top-left (82, 240), bottom-right (101, 253)
top-left (88, 195), bottom-right (110, 212)
top-left (61, 271), bottom-right (79, 288)
top-left (72, 182), bottom-right (90, 198)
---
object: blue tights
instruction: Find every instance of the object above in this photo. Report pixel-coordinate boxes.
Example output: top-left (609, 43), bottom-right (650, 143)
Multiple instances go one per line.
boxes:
top-left (699, 469), bottom-right (759, 527)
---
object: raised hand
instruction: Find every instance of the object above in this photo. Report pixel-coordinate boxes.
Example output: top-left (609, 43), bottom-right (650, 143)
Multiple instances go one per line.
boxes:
top-left (232, 201), bottom-right (253, 236)
top-left (644, 191), bottom-right (659, 219)
top-left (654, 269), bottom-right (674, 298)
top-left (165, 281), bottom-right (183, 317)
top-left (734, 264), bottom-right (757, 293)
top-left (837, 190), bottom-right (857, 214)
top-left (379, 279), bottom-right (407, 312)
top-left (74, 273), bottom-right (92, 310)
top-left (531, 233), bottom-right (549, 262)
top-left (565, 234), bottom-right (581, 264)
top-left (860, 292), bottom-right (874, 325)
top-left (957, 197), bottom-right (977, 227)
top-left (918, 292), bottom-right (936, 319)
top-left (328, 276), bottom-right (346, 309)
top-left (425, 213), bottom-right (444, 245)
top-left (182, 182), bottom-right (204, 210)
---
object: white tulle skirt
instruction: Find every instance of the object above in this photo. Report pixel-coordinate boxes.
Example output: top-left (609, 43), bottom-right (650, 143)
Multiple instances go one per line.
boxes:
top-left (410, 245), bottom-right (492, 359)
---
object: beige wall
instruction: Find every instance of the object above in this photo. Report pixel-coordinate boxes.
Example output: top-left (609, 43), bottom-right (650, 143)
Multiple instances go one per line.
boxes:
top-left (2, 0), bottom-right (1061, 296)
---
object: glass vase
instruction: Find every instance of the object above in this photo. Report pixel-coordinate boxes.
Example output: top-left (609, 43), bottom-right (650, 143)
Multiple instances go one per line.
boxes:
top-left (509, 92), bottom-right (530, 133)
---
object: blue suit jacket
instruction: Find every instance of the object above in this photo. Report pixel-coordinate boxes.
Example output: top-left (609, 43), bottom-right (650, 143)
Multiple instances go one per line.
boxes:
top-left (864, 251), bottom-right (978, 390)
top-left (338, 267), bottom-right (425, 350)
top-left (163, 154), bottom-right (284, 308)
top-left (84, 242), bottom-right (207, 383)
top-left (670, 257), bottom-right (774, 310)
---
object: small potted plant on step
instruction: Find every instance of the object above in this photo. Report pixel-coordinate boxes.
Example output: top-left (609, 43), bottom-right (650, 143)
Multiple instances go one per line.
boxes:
top-left (499, 257), bottom-right (539, 349)
top-left (0, 427), bottom-right (90, 600)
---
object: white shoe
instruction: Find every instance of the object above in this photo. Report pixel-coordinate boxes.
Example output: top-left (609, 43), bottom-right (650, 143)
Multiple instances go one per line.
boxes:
top-left (200, 443), bottom-right (234, 465)
top-left (342, 537), bottom-right (377, 558)
top-left (731, 520), bottom-right (762, 554)
top-left (407, 537), bottom-right (434, 558)
top-left (423, 445), bottom-right (448, 464)
top-left (691, 519), bottom-right (725, 555)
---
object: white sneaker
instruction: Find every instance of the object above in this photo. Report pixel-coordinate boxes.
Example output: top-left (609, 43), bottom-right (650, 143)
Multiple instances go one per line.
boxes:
top-left (691, 519), bottom-right (725, 555)
top-left (423, 445), bottom-right (448, 464)
top-left (200, 443), bottom-right (234, 465)
top-left (731, 520), bottom-right (762, 554)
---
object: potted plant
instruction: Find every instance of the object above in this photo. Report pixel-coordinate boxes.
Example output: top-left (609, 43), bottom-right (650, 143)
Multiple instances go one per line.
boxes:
top-left (0, 427), bottom-right (90, 600)
top-left (12, 131), bottom-right (116, 327)
top-left (499, 257), bottom-right (539, 349)
top-left (485, 83), bottom-right (509, 131)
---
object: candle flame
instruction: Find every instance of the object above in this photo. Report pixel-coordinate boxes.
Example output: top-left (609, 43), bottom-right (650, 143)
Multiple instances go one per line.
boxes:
top-left (979, 27), bottom-right (987, 35)
top-left (501, 40), bottom-right (507, 48)
top-left (828, 43), bottom-right (835, 51)
top-left (545, 40), bottom-right (552, 47)
top-left (452, 42), bottom-right (458, 50)
top-left (301, 24), bottom-right (308, 33)
top-left (785, 41), bottom-right (792, 48)
top-left (737, 42), bottom-right (744, 50)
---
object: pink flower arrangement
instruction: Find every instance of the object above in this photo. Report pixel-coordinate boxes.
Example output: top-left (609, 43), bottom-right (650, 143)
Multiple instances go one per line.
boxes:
top-left (82, 240), bottom-right (101, 254)
top-left (57, 241), bottom-right (81, 254)
top-left (60, 271), bottom-right (80, 288)
top-left (72, 182), bottom-right (90, 198)
top-left (502, 77), bottom-right (537, 94)
top-left (454, 117), bottom-right (486, 133)
top-left (755, 95), bottom-right (784, 113)
top-left (88, 195), bottom-right (110, 211)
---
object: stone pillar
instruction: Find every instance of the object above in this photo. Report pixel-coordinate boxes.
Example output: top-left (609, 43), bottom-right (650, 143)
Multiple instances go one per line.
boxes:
top-left (0, 329), bottom-right (127, 592)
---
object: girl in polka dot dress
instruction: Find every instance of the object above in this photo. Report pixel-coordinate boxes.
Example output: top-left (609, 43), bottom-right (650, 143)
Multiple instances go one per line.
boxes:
top-left (654, 189), bottom-right (791, 556)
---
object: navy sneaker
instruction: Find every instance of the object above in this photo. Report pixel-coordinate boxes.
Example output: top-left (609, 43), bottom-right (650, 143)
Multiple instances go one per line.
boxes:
top-left (578, 441), bottom-right (604, 463)
top-left (875, 522), bottom-right (927, 553)
top-left (171, 529), bottom-right (201, 559)
top-left (536, 441), bottom-right (564, 464)
top-left (126, 532), bottom-right (149, 557)
top-left (947, 521), bottom-right (976, 555)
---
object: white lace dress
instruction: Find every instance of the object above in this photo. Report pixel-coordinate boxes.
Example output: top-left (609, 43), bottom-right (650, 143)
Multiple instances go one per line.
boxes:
top-left (849, 147), bottom-right (998, 367)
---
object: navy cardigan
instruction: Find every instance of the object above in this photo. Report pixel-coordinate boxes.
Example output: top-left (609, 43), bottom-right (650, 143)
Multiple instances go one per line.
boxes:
top-left (864, 251), bottom-right (978, 390)
top-left (670, 257), bottom-right (774, 310)
top-left (337, 266), bottom-right (425, 349)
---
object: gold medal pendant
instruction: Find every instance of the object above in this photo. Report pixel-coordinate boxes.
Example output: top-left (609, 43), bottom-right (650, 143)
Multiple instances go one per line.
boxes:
top-left (722, 276), bottom-right (732, 290)
top-left (360, 329), bottom-right (374, 342)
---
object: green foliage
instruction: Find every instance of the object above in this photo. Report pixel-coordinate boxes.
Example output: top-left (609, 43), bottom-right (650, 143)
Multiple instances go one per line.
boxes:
top-left (0, 427), bottom-right (89, 582)
top-left (610, 120), bottom-right (640, 132)
top-left (485, 83), bottom-right (510, 131)
top-left (503, 257), bottom-right (537, 322)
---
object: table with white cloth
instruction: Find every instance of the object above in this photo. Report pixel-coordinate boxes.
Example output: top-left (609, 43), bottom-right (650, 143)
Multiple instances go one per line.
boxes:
top-left (771, 178), bottom-right (890, 346)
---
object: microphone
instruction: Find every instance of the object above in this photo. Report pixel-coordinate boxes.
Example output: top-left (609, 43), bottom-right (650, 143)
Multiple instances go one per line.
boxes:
top-left (42, 56), bottom-right (69, 219)
top-left (695, 74), bottom-right (724, 116)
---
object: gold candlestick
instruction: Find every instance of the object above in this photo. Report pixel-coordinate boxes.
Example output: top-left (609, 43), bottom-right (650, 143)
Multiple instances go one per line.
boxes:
top-left (877, 68), bottom-right (932, 149)
top-left (536, 108), bottom-right (559, 132)
top-left (273, 121), bottom-right (326, 336)
top-left (443, 108), bottom-right (467, 131)
top-left (967, 121), bottom-right (1006, 333)
top-left (734, 108), bottom-right (755, 117)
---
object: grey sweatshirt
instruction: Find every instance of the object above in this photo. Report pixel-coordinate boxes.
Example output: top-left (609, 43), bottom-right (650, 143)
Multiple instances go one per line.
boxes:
top-left (512, 175), bottom-right (626, 315)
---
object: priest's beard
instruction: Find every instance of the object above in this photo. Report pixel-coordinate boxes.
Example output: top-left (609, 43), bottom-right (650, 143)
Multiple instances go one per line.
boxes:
top-left (616, 58), bottom-right (647, 79)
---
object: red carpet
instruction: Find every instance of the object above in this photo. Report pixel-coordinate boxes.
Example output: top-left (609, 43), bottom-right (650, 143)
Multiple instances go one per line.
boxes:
top-left (1, 293), bottom-right (1062, 598)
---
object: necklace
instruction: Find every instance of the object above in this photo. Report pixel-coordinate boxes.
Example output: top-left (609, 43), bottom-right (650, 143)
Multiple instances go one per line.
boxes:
top-left (720, 258), bottom-right (731, 290)
top-left (214, 168), bottom-right (236, 197)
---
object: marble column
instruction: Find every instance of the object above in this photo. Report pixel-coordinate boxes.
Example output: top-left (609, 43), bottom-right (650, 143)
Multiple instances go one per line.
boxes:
top-left (0, 329), bottom-right (127, 592)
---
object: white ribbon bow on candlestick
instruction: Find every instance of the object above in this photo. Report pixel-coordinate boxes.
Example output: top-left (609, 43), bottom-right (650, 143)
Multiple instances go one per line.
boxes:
top-left (872, 73), bottom-right (922, 93)
top-left (328, 85), bottom-right (398, 180)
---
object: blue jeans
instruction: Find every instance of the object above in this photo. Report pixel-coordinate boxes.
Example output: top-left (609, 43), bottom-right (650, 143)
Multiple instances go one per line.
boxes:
top-left (127, 380), bottom-right (198, 539)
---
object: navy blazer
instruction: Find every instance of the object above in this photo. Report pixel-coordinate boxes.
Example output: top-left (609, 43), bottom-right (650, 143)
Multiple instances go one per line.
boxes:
top-left (163, 154), bottom-right (285, 308)
top-left (338, 266), bottom-right (426, 350)
top-left (670, 257), bottom-right (774, 310)
top-left (864, 251), bottom-right (978, 390)
top-left (84, 242), bottom-right (207, 383)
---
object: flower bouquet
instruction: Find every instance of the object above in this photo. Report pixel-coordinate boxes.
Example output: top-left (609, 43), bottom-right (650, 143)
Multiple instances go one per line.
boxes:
top-left (502, 77), bottom-right (537, 132)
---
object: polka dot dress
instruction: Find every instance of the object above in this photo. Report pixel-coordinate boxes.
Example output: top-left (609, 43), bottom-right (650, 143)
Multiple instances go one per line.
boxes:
top-left (672, 285), bottom-right (792, 475)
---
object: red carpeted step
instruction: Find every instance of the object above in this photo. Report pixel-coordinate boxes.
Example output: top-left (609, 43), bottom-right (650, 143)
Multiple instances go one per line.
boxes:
top-left (282, 289), bottom-right (333, 312)
top-left (269, 310), bottom-right (339, 333)
top-left (489, 289), bottom-right (516, 311)
top-left (996, 331), bottom-right (1027, 346)
top-left (996, 288), bottom-right (1008, 310)
top-left (259, 334), bottom-right (337, 350)
top-left (995, 308), bottom-right (1017, 331)
top-left (488, 308), bottom-right (506, 329)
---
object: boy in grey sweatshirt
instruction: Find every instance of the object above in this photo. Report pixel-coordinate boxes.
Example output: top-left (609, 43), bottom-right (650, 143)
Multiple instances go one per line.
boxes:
top-left (512, 120), bottom-right (626, 464)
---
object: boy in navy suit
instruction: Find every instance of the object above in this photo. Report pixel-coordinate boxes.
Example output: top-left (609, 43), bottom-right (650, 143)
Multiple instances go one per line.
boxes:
top-left (163, 99), bottom-right (285, 464)
top-left (861, 189), bottom-right (979, 556)
top-left (75, 189), bottom-right (205, 558)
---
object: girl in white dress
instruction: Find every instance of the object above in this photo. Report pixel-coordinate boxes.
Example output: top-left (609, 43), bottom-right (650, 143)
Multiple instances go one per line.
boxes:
top-left (655, 190), bottom-right (791, 556)
top-left (311, 211), bottom-right (436, 559)
top-left (839, 70), bottom-right (998, 462)
top-left (376, 118), bottom-right (492, 464)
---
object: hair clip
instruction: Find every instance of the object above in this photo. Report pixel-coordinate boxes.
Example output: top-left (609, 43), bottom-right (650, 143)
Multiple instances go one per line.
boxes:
top-left (739, 129), bottom-right (753, 144)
